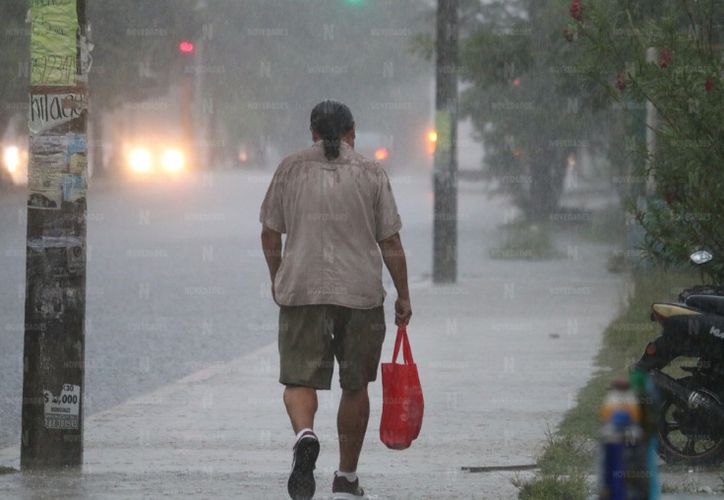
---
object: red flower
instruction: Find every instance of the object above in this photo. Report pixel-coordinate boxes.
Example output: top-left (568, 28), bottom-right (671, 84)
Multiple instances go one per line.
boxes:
top-left (570, 0), bottom-right (583, 21)
top-left (664, 191), bottom-right (679, 206)
top-left (658, 48), bottom-right (672, 69)
top-left (705, 77), bottom-right (715, 93)
top-left (615, 71), bottom-right (626, 91)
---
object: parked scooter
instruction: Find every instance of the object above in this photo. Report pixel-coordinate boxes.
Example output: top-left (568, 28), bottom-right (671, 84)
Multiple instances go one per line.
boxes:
top-left (635, 250), bottom-right (724, 465)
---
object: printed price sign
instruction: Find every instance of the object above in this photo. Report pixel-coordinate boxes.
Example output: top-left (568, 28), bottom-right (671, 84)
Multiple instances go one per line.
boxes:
top-left (43, 384), bottom-right (80, 429)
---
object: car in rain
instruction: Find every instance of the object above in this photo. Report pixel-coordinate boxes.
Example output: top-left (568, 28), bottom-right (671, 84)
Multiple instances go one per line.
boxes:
top-left (1, 114), bottom-right (29, 187)
top-left (122, 140), bottom-right (188, 179)
top-left (355, 130), bottom-right (393, 165)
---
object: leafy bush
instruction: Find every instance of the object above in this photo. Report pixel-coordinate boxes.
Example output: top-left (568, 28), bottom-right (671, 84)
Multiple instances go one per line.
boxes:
top-left (568, 0), bottom-right (724, 281)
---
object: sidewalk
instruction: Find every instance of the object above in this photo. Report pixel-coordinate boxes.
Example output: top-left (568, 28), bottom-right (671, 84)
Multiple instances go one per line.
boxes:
top-left (0, 234), bottom-right (625, 499)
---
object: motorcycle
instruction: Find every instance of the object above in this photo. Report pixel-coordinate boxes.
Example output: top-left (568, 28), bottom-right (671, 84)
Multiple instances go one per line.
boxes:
top-left (635, 250), bottom-right (724, 465)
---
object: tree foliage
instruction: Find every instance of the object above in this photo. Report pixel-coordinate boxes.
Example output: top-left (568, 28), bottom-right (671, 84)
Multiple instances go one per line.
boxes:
top-left (457, 0), bottom-right (607, 220)
top-left (569, 0), bottom-right (724, 281)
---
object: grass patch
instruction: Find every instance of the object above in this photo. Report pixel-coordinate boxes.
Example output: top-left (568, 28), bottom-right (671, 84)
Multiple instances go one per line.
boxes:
top-left (517, 269), bottom-right (698, 498)
top-left (513, 471), bottom-right (590, 500)
top-left (537, 430), bottom-right (592, 476)
top-left (565, 205), bottom-right (626, 246)
top-left (493, 205), bottom-right (626, 261)
top-left (490, 222), bottom-right (562, 260)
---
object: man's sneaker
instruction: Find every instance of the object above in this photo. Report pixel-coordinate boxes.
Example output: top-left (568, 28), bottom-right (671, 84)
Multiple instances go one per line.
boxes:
top-left (332, 473), bottom-right (366, 499)
top-left (287, 431), bottom-right (319, 500)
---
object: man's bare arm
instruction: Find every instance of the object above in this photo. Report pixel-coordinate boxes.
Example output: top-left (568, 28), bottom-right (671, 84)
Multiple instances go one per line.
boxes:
top-left (261, 225), bottom-right (282, 299)
top-left (379, 232), bottom-right (412, 325)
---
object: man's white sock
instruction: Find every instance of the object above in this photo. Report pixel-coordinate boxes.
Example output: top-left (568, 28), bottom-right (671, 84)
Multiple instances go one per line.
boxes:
top-left (295, 428), bottom-right (315, 441)
top-left (336, 470), bottom-right (358, 482)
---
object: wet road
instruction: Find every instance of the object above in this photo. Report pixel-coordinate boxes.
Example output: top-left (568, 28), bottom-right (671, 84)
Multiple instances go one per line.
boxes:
top-left (0, 170), bottom-right (295, 448)
top-left (0, 167), bottom-right (448, 449)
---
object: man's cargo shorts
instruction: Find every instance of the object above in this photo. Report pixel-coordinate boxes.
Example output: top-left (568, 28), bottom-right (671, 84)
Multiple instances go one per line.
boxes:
top-left (278, 304), bottom-right (386, 390)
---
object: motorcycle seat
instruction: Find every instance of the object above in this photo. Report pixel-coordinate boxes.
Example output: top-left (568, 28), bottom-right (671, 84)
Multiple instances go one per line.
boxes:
top-left (685, 294), bottom-right (724, 316)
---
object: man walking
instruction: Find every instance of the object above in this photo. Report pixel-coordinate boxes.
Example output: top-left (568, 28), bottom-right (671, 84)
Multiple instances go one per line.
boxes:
top-left (260, 100), bottom-right (411, 500)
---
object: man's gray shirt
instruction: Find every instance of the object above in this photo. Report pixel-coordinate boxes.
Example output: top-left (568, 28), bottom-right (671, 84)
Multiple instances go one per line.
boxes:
top-left (259, 141), bottom-right (402, 309)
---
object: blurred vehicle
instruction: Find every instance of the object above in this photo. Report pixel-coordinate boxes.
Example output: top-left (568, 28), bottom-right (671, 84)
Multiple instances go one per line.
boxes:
top-left (231, 138), bottom-right (283, 170)
top-left (353, 126), bottom-right (440, 171)
top-left (237, 146), bottom-right (250, 165)
top-left (355, 130), bottom-right (393, 166)
top-left (122, 140), bottom-right (188, 179)
top-left (101, 82), bottom-right (202, 181)
top-left (2, 142), bottom-right (28, 186)
top-left (234, 142), bottom-right (260, 168)
top-left (1, 114), bottom-right (29, 187)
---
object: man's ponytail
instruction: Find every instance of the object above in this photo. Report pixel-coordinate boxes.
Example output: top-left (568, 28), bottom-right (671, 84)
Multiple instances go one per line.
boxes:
top-left (322, 137), bottom-right (342, 160)
top-left (310, 100), bottom-right (355, 160)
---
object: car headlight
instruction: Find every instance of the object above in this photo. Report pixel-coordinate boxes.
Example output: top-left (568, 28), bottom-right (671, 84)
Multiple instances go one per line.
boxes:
top-left (161, 148), bottom-right (185, 173)
top-left (129, 147), bottom-right (152, 173)
top-left (3, 146), bottom-right (20, 173)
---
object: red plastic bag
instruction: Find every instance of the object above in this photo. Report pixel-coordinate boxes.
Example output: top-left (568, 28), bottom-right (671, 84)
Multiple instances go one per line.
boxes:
top-left (380, 325), bottom-right (424, 450)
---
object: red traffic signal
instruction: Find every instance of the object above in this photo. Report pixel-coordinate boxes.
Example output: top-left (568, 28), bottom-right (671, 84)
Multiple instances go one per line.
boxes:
top-left (178, 40), bottom-right (195, 54)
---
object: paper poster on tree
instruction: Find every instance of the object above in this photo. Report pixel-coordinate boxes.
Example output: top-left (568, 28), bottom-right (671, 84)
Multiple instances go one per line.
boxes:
top-left (30, 0), bottom-right (79, 86)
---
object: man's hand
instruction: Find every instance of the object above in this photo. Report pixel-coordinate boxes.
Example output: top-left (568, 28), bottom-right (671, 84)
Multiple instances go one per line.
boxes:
top-left (395, 296), bottom-right (412, 326)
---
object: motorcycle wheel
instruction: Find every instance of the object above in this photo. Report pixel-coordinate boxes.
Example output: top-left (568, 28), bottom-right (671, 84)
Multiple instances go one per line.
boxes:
top-left (657, 376), bottom-right (724, 466)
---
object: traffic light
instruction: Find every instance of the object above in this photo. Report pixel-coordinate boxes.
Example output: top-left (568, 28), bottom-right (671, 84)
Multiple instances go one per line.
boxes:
top-left (426, 129), bottom-right (438, 156)
top-left (178, 40), bottom-right (195, 54)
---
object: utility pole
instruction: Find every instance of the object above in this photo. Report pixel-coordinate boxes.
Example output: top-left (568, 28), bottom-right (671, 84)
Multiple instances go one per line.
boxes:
top-left (432, 0), bottom-right (458, 283)
top-left (22, 0), bottom-right (90, 469)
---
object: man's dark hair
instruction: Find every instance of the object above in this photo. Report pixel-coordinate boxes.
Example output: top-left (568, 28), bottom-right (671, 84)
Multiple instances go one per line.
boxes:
top-left (310, 100), bottom-right (355, 160)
